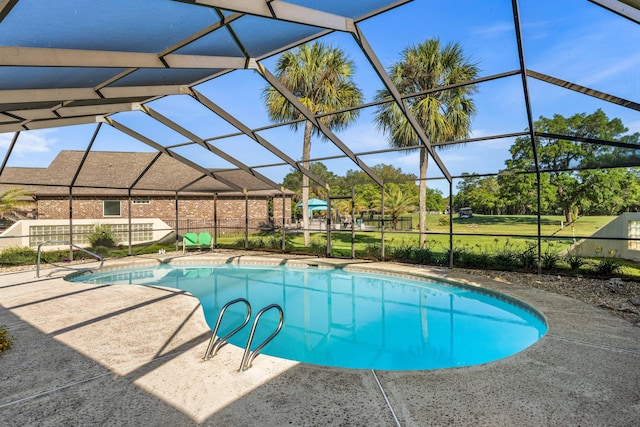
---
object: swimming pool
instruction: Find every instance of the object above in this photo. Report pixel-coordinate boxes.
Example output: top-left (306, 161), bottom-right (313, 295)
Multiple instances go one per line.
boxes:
top-left (69, 263), bottom-right (547, 370)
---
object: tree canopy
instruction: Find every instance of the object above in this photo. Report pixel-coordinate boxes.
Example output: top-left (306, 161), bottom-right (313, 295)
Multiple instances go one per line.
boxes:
top-left (454, 110), bottom-right (640, 219)
top-left (263, 42), bottom-right (363, 245)
top-left (281, 163), bottom-right (425, 216)
top-left (373, 38), bottom-right (478, 246)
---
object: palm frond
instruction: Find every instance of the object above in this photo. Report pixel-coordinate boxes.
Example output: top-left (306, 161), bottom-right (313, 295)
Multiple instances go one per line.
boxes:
top-left (262, 42), bottom-right (364, 138)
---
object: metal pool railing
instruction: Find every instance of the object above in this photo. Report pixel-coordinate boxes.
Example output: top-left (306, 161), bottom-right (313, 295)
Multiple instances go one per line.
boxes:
top-left (203, 298), bottom-right (284, 372)
top-left (239, 304), bottom-right (284, 372)
top-left (36, 241), bottom-right (104, 278)
top-left (203, 298), bottom-right (252, 361)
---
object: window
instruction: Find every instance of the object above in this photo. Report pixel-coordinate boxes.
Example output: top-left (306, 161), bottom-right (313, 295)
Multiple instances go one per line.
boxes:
top-left (103, 200), bottom-right (121, 216)
top-left (30, 223), bottom-right (153, 246)
top-left (629, 221), bottom-right (640, 251)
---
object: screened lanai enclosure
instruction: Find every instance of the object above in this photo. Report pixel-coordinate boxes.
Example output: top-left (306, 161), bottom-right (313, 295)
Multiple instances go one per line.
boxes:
top-left (0, 0), bottom-right (639, 272)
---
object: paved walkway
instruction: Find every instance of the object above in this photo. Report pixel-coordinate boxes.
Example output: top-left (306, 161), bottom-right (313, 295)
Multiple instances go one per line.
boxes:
top-left (1, 253), bottom-right (639, 426)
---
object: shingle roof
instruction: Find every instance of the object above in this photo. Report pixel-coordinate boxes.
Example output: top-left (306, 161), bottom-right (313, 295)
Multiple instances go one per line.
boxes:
top-left (0, 150), bottom-right (291, 196)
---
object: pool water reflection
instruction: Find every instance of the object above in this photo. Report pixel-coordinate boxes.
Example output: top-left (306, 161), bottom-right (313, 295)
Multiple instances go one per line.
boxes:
top-left (70, 264), bottom-right (547, 370)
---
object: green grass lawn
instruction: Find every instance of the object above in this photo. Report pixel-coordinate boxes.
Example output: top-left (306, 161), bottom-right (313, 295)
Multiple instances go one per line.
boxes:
top-left (316, 214), bottom-right (615, 255)
top-left (212, 214), bottom-right (640, 278)
top-left (421, 213), bottom-right (612, 238)
top-left (214, 214), bottom-right (615, 254)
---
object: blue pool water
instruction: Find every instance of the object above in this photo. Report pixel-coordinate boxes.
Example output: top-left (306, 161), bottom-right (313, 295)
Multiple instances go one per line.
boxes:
top-left (69, 264), bottom-right (547, 370)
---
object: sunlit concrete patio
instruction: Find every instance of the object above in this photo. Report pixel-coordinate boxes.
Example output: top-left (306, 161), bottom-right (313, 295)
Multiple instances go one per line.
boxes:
top-left (1, 252), bottom-right (639, 426)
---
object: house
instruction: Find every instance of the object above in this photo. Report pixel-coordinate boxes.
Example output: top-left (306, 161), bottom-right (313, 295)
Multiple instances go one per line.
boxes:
top-left (0, 151), bottom-right (292, 249)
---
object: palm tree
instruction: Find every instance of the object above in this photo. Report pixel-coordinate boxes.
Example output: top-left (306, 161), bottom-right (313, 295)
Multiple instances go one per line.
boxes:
top-left (0, 188), bottom-right (32, 223)
top-left (373, 39), bottom-right (478, 247)
top-left (333, 194), bottom-right (368, 228)
top-left (263, 42), bottom-right (363, 246)
top-left (377, 186), bottom-right (418, 230)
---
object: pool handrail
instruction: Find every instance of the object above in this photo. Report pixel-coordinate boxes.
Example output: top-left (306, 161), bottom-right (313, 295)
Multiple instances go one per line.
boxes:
top-left (36, 240), bottom-right (104, 278)
top-left (203, 298), bottom-right (251, 360)
top-left (239, 304), bottom-right (284, 372)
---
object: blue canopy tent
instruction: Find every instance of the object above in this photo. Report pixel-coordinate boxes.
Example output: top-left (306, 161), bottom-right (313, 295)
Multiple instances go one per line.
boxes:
top-left (297, 198), bottom-right (328, 218)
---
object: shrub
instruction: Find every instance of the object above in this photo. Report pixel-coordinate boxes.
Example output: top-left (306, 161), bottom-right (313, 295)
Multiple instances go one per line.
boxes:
top-left (593, 257), bottom-right (620, 276)
top-left (448, 247), bottom-right (462, 266)
top-left (309, 240), bottom-right (327, 256)
top-left (438, 216), bottom-right (450, 226)
top-left (565, 254), bottom-right (586, 273)
top-left (0, 324), bottom-right (13, 354)
top-left (411, 247), bottom-right (434, 264)
top-left (455, 246), bottom-right (491, 269)
top-left (266, 234), bottom-right (292, 251)
top-left (489, 239), bottom-right (519, 271)
top-left (248, 237), bottom-right (266, 249)
top-left (88, 224), bottom-right (117, 248)
top-left (245, 234), bottom-right (289, 251)
top-left (41, 249), bottom-right (71, 263)
top-left (132, 243), bottom-right (172, 255)
top-left (432, 252), bottom-right (449, 265)
top-left (591, 248), bottom-right (620, 277)
top-left (491, 251), bottom-right (518, 271)
top-left (386, 241), bottom-right (438, 265)
top-left (518, 249), bottom-right (537, 271)
top-left (387, 243), bottom-right (413, 262)
top-left (0, 247), bottom-right (37, 265)
top-left (91, 246), bottom-right (110, 258)
top-left (358, 243), bottom-right (381, 260)
top-left (541, 251), bottom-right (559, 271)
top-left (231, 239), bottom-right (245, 248)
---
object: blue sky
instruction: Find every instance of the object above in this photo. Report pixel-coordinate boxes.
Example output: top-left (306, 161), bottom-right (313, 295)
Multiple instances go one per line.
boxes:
top-left (1, 0), bottom-right (638, 194)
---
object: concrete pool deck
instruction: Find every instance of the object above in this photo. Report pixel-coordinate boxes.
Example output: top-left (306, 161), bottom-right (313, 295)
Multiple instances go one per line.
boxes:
top-left (1, 252), bottom-right (639, 426)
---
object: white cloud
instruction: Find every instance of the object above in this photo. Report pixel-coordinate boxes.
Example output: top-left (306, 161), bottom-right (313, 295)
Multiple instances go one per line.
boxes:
top-left (470, 22), bottom-right (514, 38)
top-left (580, 53), bottom-right (640, 87)
top-left (467, 130), bottom-right (516, 150)
top-left (521, 19), bottom-right (555, 41)
top-left (527, 19), bottom-right (640, 90)
top-left (390, 152), bottom-right (422, 174)
top-left (469, 128), bottom-right (488, 139)
top-left (626, 120), bottom-right (640, 134)
top-left (436, 152), bottom-right (469, 164)
top-left (336, 123), bottom-right (388, 152)
top-left (0, 129), bottom-right (57, 156)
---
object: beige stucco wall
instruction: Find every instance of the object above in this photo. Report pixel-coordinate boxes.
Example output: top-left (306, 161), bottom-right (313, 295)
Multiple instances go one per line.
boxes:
top-left (0, 218), bottom-right (173, 251)
top-left (573, 213), bottom-right (640, 261)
